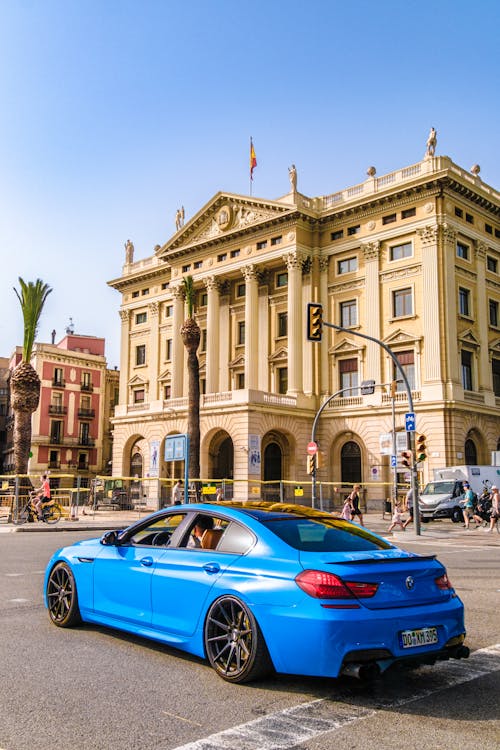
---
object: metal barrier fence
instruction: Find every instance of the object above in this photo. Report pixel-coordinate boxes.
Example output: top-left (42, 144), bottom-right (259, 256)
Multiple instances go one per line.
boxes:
top-left (0, 473), bottom-right (410, 523)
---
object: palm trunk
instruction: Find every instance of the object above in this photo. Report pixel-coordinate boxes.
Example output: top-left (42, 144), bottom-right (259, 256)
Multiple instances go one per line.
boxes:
top-left (181, 318), bottom-right (201, 494)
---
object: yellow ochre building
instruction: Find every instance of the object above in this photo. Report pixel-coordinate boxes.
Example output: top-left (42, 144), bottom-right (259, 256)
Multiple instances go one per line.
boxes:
top-left (108, 144), bottom-right (500, 508)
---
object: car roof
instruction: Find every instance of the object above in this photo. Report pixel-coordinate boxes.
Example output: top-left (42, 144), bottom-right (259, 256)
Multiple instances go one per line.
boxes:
top-left (184, 501), bottom-right (336, 522)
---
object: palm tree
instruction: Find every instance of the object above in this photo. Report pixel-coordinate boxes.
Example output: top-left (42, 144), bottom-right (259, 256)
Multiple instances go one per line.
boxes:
top-left (11, 278), bottom-right (52, 475)
top-left (180, 276), bottom-right (201, 493)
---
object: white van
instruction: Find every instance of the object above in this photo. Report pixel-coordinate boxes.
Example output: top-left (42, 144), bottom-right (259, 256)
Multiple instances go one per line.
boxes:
top-left (419, 466), bottom-right (500, 522)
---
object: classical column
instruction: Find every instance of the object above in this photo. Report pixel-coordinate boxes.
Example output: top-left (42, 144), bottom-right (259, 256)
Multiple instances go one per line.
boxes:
top-left (284, 251), bottom-right (304, 395)
top-left (361, 242), bottom-right (381, 385)
top-left (118, 309), bottom-right (131, 404)
top-left (242, 265), bottom-right (259, 390)
top-left (475, 240), bottom-right (493, 398)
top-left (219, 286), bottom-right (230, 392)
top-left (204, 276), bottom-right (220, 394)
top-left (439, 225), bottom-right (460, 394)
top-left (148, 301), bottom-right (160, 402)
top-left (171, 285), bottom-right (185, 398)
top-left (258, 284), bottom-right (270, 391)
top-left (417, 226), bottom-right (442, 383)
top-left (319, 256), bottom-right (329, 396)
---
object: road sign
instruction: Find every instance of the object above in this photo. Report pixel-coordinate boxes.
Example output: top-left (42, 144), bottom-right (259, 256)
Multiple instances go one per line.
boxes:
top-left (391, 455), bottom-right (397, 468)
top-left (405, 412), bottom-right (416, 432)
top-left (307, 441), bottom-right (318, 455)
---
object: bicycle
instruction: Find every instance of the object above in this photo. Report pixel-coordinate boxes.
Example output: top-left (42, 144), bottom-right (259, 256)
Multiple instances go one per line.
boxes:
top-left (11, 491), bottom-right (62, 525)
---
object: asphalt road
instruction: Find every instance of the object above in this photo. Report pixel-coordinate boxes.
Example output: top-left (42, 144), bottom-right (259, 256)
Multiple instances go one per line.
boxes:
top-left (0, 529), bottom-right (498, 750)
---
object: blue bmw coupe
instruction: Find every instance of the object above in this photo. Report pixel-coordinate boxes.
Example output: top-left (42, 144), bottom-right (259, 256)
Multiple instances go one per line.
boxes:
top-left (44, 502), bottom-right (469, 683)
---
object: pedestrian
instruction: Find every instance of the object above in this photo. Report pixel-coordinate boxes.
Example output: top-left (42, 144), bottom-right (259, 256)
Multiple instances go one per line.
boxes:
top-left (485, 485), bottom-right (500, 533)
top-left (341, 496), bottom-right (353, 521)
top-left (462, 482), bottom-right (477, 529)
top-left (215, 486), bottom-right (223, 502)
top-left (403, 487), bottom-right (416, 529)
top-left (388, 503), bottom-right (405, 532)
top-left (171, 479), bottom-right (184, 505)
top-left (348, 484), bottom-right (364, 526)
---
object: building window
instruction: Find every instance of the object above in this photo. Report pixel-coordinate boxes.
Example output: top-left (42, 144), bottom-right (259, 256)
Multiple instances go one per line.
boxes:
top-left (161, 282), bottom-right (169, 290)
top-left (164, 385), bottom-right (171, 400)
top-left (276, 272), bottom-right (288, 288)
top-left (134, 388), bottom-right (145, 404)
top-left (455, 207), bottom-right (463, 218)
top-left (487, 256), bottom-right (498, 273)
top-left (132, 290), bottom-right (139, 298)
top-left (457, 242), bottom-right (469, 260)
top-left (340, 299), bottom-right (357, 327)
top-left (200, 378), bottom-right (206, 395)
top-left (278, 312), bottom-right (288, 337)
top-left (50, 420), bottom-right (63, 443)
top-left (166, 339), bottom-right (172, 360)
top-left (347, 225), bottom-right (360, 236)
top-left (201, 329), bottom-right (207, 352)
top-left (256, 240), bottom-right (267, 250)
top-left (79, 422), bottom-right (90, 445)
top-left (390, 242), bottom-right (412, 261)
top-left (217, 253), bottom-right (227, 262)
top-left (136, 344), bottom-right (146, 366)
top-left (401, 207), bottom-right (416, 219)
top-left (339, 358), bottom-right (358, 393)
top-left (236, 282), bottom-right (245, 297)
top-left (392, 288), bottom-right (412, 317)
top-left (194, 260), bottom-right (203, 269)
top-left (331, 230), bottom-right (344, 241)
top-left (231, 249), bottom-right (240, 258)
top-left (338, 256), bottom-right (357, 274)
top-left (199, 292), bottom-right (208, 307)
top-left (182, 264), bottom-right (191, 273)
top-left (393, 350), bottom-right (415, 391)
top-left (489, 300), bottom-right (499, 328)
top-left (238, 322), bottom-right (245, 346)
top-left (135, 312), bottom-right (147, 325)
top-left (465, 213), bottom-right (474, 224)
top-left (165, 305), bottom-right (173, 318)
top-left (81, 372), bottom-right (92, 390)
top-left (271, 235), bottom-right (282, 246)
top-left (492, 359), bottom-right (500, 397)
top-left (236, 373), bottom-right (245, 389)
top-left (382, 213), bottom-right (397, 225)
top-left (459, 287), bottom-right (470, 317)
top-left (461, 350), bottom-right (473, 391)
top-left (277, 367), bottom-right (288, 394)
top-left (141, 288), bottom-right (149, 295)
top-left (485, 224), bottom-right (493, 235)
top-left (53, 367), bottom-right (64, 387)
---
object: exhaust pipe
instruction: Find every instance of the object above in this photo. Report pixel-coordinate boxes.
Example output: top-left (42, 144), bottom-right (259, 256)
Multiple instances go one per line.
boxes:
top-left (341, 662), bottom-right (381, 680)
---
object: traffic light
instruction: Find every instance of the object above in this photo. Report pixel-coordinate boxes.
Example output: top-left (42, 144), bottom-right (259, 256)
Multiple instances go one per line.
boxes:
top-left (306, 454), bottom-right (316, 474)
top-left (390, 380), bottom-right (397, 397)
top-left (317, 451), bottom-right (324, 469)
top-left (400, 450), bottom-right (413, 469)
top-left (307, 302), bottom-right (323, 342)
top-left (416, 434), bottom-right (427, 462)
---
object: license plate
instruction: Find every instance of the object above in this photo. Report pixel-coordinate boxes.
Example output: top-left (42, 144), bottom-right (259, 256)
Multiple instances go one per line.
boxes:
top-left (399, 627), bottom-right (438, 649)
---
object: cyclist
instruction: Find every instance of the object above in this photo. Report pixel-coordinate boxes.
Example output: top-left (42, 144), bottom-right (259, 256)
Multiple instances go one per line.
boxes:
top-left (34, 474), bottom-right (51, 520)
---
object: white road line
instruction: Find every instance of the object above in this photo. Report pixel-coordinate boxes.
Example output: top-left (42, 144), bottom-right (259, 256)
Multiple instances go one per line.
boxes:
top-left (170, 644), bottom-right (500, 750)
top-left (9, 598), bottom-right (29, 603)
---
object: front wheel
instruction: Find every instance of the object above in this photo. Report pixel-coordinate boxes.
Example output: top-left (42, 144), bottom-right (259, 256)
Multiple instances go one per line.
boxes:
top-left (46, 563), bottom-right (82, 627)
top-left (204, 595), bottom-right (272, 683)
top-left (451, 507), bottom-right (463, 523)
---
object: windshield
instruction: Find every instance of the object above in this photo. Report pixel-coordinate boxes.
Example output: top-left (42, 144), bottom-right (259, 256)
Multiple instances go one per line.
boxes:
top-left (263, 517), bottom-right (391, 552)
top-left (421, 481), bottom-right (456, 496)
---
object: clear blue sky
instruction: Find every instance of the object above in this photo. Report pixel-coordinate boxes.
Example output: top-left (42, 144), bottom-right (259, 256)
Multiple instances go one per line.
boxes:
top-left (1, 0), bottom-right (498, 368)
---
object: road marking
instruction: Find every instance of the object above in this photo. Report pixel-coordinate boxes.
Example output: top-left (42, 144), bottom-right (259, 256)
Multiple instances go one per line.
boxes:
top-left (162, 711), bottom-right (203, 727)
top-left (9, 598), bottom-right (29, 603)
top-left (170, 644), bottom-right (500, 750)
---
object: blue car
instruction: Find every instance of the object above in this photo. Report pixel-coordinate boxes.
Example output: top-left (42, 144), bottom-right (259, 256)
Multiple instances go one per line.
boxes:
top-left (44, 502), bottom-right (468, 683)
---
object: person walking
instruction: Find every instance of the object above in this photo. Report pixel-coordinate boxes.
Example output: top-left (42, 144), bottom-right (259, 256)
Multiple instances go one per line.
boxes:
top-left (462, 482), bottom-right (476, 529)
top-left (485, 485), bottom-right (500, 533)
top-left (171, 479), bottom-right (184, 505)
top-left (403, 487), bottom-right (416, 529)
top-left (348, 484), bottom-right (364, 526)
top-left (388, 503), bottom-right (405, 532)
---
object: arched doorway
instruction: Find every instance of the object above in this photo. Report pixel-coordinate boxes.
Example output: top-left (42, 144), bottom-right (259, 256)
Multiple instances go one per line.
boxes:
top-left (264, 442), bottom-right (282, 481)
top-left (341, 441), bottom-right (362, 485)
top-left (465, 438), bottom-right (478, 465)
top-left (215, 437), bottom-right (234, 479)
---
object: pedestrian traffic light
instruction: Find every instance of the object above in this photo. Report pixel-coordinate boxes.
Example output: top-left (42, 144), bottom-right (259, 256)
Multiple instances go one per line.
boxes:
top-left (416, 434), bottom-right (427, 462)
top-left (400, 450), bottom-right (413, 469)
top-left (306, 454), bottom-right (316, 474)
top-left (360, 379), bottom-right (376, 395)
top-left (307, 302), bottom-right (323, 342)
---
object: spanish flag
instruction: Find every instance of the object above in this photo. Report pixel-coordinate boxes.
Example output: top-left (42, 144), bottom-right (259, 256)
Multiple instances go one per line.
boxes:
top-left (250, 138), bottom-right (257, 180)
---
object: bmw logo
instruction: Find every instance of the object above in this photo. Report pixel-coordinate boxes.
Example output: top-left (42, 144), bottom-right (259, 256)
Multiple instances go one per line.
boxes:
top-left (405, 576), bottom-right (415, 590)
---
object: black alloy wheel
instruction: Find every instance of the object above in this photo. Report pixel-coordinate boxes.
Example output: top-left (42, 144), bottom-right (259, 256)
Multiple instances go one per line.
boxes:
top-left (204, 595), bottom-right (272, 683)
top-left (46, 563), bottom-right (82, 627)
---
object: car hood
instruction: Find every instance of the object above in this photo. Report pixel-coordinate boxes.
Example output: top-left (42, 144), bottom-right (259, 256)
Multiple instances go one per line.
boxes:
top-left (419, 492), bottom-right (453, 505)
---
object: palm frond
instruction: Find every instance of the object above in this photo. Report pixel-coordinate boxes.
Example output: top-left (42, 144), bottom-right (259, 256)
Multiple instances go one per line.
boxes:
top-left (14, 277), bottom-right (52, 362)
top-left (182, 275), bottom-right (195, 318)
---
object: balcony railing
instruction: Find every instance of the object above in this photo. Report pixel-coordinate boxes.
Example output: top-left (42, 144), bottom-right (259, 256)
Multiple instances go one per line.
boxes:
top-left (77, 408), bottom-right (95, 418)
top-left (48, 460), bottom-right (60, 469)
top-left (52, 379), bottom-right (66, 388)
top-left (48, 405), bottom-right (67, 415)
top-left (80, 383), bottom-right (94, 392)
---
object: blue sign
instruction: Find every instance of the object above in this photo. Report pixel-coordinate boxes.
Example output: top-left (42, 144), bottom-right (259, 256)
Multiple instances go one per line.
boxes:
top-left (405, 412), bottom-right (416, 432)
top-left (165, 434), bottom-right (187, 461)
top-left (390, 455), bottom-right (397, 468)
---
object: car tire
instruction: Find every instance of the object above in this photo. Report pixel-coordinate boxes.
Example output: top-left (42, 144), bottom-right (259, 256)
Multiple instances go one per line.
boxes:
top-left (451, 508), bottom-right (463, 523)
top-left (421, 517), bottom-right (430, 523)
top-left (204, 595), bottom-right (273, 683)
top-left (46, 562), bottom-right (82, 627)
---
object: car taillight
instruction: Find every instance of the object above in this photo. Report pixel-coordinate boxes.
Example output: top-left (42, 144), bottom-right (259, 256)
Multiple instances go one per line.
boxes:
top-left (295, 570), bottom-right (378, 599)
top-left (435, 573), bottom-right (453, 590)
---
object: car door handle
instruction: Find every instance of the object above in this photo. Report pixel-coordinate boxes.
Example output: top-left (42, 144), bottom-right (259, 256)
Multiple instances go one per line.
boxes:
top-left (140, 556), bottom-right (153, 567)
top-left (203, 562), bottom-right (221, 574)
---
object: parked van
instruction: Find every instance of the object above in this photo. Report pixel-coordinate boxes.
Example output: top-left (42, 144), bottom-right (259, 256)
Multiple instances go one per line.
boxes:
top-left (419, 465), bottom-right (500, 522)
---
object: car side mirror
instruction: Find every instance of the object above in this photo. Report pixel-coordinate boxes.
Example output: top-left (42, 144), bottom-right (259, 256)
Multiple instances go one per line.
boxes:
top-left (100, 530), bottom-right (121, 546)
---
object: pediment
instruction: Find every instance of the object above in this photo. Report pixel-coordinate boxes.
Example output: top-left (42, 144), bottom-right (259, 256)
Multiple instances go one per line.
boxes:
top-left (157, 192), bottom-right (296, 260)
top-left (458, 328), bottom-right (480, 348)
top-left (383, 328), bottom-right (421, 346)
top-left (489, 338), bottom-right (500, 354)
top-left (268, 346), bottom-right (288, 363)
top-left (158, 369), bottom-right (171, 382)
top-left (329, 337), bottom-right (365, 355)
top-left (229, 353), bottom-right (246, 369)
top-left (128, 374), bottom-right (147, 386)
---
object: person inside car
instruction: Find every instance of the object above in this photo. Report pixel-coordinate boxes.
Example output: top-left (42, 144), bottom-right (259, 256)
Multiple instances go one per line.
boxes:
top-left (187, 515), bottom-right (214, 548)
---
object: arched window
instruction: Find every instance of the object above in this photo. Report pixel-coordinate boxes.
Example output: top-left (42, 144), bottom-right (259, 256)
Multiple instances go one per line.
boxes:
top-left (341, 441), bottom-right (361, 485)
top-left (464, 439), bottom-right (477, 465)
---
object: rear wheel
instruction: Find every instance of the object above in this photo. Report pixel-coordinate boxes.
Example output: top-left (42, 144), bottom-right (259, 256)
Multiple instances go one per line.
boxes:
top-left (11, 504), bottom-right (29, 525)
top-left (204, 595), bottom-right (272, 683)
top-left (46, 563), bottom-right (82, 627)
top-left (451, 507), bottom-right (463, 523)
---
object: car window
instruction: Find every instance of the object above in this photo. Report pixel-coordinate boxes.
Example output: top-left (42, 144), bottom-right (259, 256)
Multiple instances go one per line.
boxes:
top-left (181, 514), bottom-right (230, 549)
top-left (264, 517), bottom-right (391, 551)
top-left (129, 514), bottom-right (187, 546)
top-left (217, 522), bottom-right (255, 554)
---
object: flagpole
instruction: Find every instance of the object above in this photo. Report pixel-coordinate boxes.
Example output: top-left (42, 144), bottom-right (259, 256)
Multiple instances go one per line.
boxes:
top-left (249, 137), bottom-right (253, 196)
